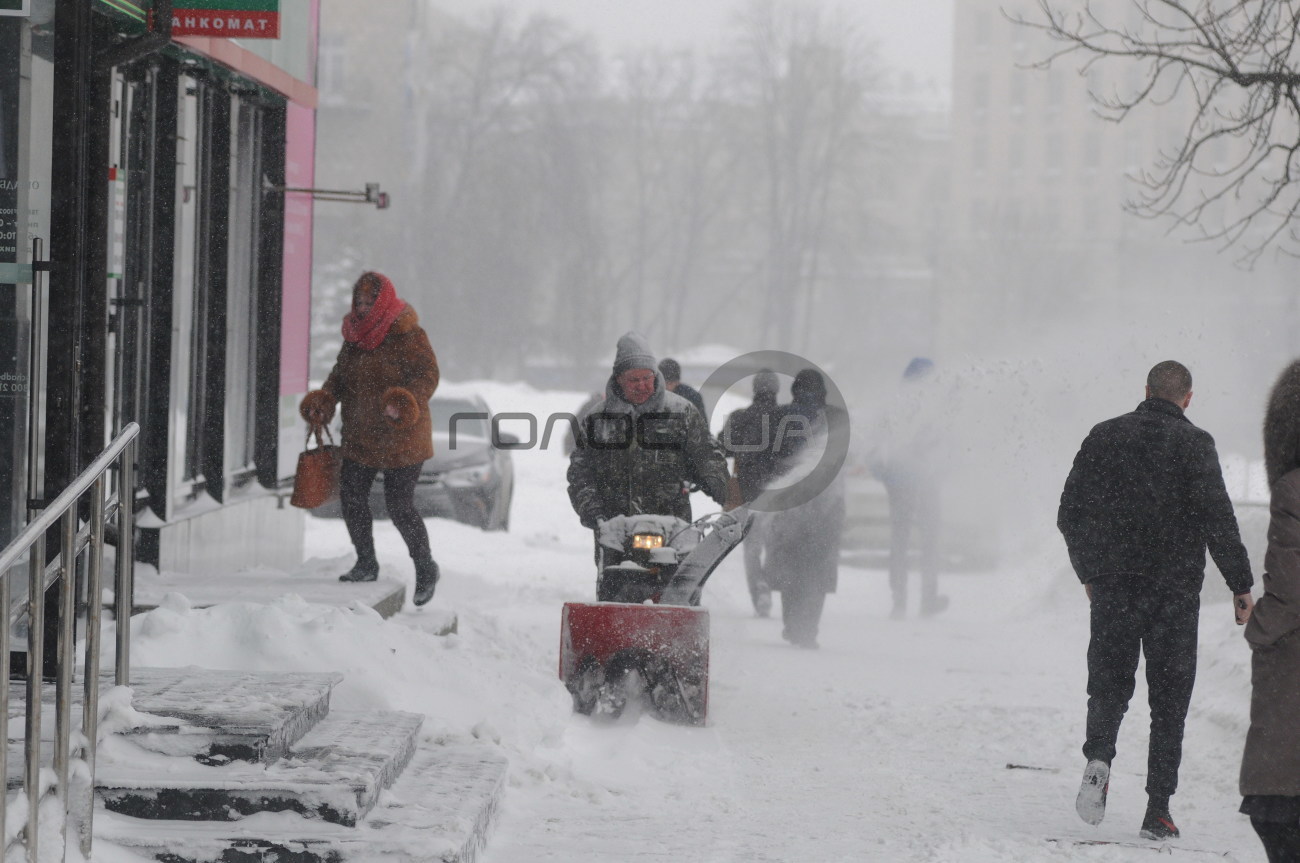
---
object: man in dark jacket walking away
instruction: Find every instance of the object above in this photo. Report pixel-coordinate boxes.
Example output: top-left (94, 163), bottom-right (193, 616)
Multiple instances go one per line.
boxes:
top-left (568, 332), bottom-right (730, 535)
top-left (723, 369), bottom-right (785, 616)
top-left (1058, 360), bottom-right (1255, 842)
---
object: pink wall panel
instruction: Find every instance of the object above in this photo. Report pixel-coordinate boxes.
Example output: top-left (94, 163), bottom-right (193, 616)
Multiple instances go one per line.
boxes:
top-left (280, 99), bottom-right (315, 396)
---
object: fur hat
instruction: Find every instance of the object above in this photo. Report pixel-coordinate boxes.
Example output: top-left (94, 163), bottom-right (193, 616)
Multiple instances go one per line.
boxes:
top-left (1264, 359), bottom-right (1300, 486)
top-left (753, 369), bottom-right (779, 397)
top-left (613, 331), bottom-right (657, 376)
top-left (792, 369), bottom-right (826, 405)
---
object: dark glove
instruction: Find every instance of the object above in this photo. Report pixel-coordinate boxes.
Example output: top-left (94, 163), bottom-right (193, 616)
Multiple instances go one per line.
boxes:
top-left (701, 476), bottom-right (728, 505)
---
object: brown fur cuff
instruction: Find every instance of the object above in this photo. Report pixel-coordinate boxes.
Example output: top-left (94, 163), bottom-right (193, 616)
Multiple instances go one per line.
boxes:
top-left (383, 387), bottom-right (420, 429)
top-left (300, 389), bottom-right (337, 424)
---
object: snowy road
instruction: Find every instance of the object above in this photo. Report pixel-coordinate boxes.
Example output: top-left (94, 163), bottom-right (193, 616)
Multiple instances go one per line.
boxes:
top-left (127, 381), bottom-right (1269, 863)
top-left (474, 555), bottom-right (1262, 862)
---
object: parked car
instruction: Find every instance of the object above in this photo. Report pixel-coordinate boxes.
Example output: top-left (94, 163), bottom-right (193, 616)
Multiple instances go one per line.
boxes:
top-left (312, 391), bottom-right (514, 531)
top-left (838, 468), bottom-right (1000, 572)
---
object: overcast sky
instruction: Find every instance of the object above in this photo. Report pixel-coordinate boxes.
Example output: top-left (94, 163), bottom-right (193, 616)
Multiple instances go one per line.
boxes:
top-left (433, 0), bottom-right (955, 97)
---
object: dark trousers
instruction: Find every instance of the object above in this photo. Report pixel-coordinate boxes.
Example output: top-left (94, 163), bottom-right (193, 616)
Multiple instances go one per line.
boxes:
top-left (885, 478), bottom-right (940, 606)
top-left (1083, 576), bottom-right (1200, 799)
top-left (781, 577), bottom-right (826, 645)
top-left (339, 459), bottom-right (430, 562)
top-left (1252, 819), bottom-right (1300, 863)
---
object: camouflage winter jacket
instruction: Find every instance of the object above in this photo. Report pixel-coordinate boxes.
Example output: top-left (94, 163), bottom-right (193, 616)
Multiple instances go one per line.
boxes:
top-left (567, 373), bottom-right (730, 529)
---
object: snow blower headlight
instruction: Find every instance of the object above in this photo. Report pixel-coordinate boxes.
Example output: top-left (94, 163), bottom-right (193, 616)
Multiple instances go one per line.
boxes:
top-left (631, 533), bottom-right (665, 550)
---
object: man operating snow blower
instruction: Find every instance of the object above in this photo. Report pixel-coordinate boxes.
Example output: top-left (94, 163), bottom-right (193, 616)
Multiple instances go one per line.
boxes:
top-left (567, 331), bottom-right (732, 541)
top-left (561, 332), bottom-right (747, 723)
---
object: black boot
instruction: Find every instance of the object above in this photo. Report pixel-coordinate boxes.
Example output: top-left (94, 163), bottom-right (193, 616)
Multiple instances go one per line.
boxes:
top-left (340, 553), bottom-right (379, 582)
top-left (413, 556), bottom-right (439, 606)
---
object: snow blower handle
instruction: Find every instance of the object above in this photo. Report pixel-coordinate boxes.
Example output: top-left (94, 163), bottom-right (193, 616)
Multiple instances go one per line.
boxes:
top-left (658, 506), bottom-right (754, 606)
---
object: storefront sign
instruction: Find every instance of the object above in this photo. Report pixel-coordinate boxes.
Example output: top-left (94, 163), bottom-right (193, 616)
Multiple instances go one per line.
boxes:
top-left (0, 0), bottom-right (30, 18)
top-left (172, 0), bottom-right (278, 38)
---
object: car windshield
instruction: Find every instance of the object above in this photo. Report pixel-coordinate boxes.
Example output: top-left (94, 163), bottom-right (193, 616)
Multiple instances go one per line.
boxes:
top-left (432, 398), bottom-right (488, 441)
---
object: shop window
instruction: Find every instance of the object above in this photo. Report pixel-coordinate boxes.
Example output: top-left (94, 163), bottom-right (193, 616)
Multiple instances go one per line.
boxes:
top-left (172, 75), bottom-right (202, 486)
top-left (119, 60), bottom-right (283, 518)
top-left (225, 94), bottom-right (263, 479)
top-left (173, 73), bottom-right (231, 493)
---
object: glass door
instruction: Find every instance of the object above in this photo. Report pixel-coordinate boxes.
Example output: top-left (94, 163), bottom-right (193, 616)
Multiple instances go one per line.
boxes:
top-left (0, 3), bottom-right (53, 550)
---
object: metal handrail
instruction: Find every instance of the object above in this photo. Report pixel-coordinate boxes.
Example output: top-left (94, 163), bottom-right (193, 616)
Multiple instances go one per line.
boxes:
top-left (0, 422), bottom-right (139, 863)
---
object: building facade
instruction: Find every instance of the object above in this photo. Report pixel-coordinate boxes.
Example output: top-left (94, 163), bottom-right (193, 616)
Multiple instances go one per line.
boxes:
top-left (0, 0), bottom-right (319, 576)
top-left (943, 2), bottom-right (1296, 449)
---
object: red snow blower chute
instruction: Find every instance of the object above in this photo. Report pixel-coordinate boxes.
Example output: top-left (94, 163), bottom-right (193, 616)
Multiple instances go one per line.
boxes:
top-left (559, 506), bottom-right (752, 725)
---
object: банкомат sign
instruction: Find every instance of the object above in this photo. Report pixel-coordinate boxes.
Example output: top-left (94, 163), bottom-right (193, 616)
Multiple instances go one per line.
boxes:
top-left (172, 0), bottom-right (278, 38)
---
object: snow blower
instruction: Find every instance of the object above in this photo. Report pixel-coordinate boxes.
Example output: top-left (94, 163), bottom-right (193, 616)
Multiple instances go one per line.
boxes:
top-left (559, 506), bottom-right (752, 725)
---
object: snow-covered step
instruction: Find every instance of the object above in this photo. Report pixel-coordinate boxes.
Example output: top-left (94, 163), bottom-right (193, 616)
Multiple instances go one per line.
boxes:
top-left (96, 710), bottom-right (422, 826)
top-left (6, 668), bottom-right (342, 770)
top-left (108, 667), bottom-right (343, 764)
top-left (95, 743), bottom-right (509, 863)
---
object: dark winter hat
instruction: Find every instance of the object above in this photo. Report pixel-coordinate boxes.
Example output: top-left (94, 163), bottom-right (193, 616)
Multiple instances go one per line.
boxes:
top-left (791, 368), bottom-right (826, 404)
top-left (613, 331), bottom-right (657, 376)
top-left (753, 369), bottom-right (779, 396)
top-left (903, 357), bottom-right (935, 380)
top-left (658, 358), bottom-right (682, 383)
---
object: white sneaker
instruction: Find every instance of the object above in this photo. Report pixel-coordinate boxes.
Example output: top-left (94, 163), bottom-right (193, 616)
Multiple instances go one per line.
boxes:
top-left (1075, 760), bottom-right (1110, 826)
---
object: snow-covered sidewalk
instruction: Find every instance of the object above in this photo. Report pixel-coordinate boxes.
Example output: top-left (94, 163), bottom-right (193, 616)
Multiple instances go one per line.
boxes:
top-left (109, 381), bottom-right (1266, 862)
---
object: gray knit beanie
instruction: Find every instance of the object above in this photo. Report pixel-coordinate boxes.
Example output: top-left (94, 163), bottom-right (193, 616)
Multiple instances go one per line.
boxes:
top-left (613, 331), bottom-right (657, 376)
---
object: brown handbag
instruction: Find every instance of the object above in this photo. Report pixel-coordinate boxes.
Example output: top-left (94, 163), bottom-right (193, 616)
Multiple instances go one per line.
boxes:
top-left (290, 425), bottom-right (341, 509)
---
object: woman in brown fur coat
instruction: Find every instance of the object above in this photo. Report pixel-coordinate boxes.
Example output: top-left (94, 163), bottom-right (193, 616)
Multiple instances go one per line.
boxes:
top-left (1240, 358), bottom-right (1300, 861)
top-left (301, 272), bottom-right (441, 605)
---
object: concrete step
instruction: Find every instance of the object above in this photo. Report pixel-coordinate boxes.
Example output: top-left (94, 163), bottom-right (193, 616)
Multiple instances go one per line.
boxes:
top-left (6, 668), bottom-right (342, 777)
top-left (97, 709), bottom-right (423, 826)
top-left (95, 742), bottom-right (509, 863)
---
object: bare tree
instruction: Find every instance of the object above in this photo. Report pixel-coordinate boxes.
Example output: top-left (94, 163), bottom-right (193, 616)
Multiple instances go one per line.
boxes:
top-left (723, 0), bottom-right (879, 350)
top-left (1013, 0), bottom-right (1300, 264)
top-left (607, 50), bottom-right (740, 351)
top-left (413, 9), bottom-right (606, 375)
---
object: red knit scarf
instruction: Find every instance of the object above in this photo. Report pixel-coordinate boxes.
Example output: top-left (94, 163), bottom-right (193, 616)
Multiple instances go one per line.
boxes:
top-left (341, 273), bottom-right (407, 351)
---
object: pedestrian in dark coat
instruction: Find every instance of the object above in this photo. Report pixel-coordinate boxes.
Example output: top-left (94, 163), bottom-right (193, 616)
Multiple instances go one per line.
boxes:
top-left (567, 333), bottom-right (730, 529)
top-left (764, 369), bottom-right (846, 649)
top-left (723, 369), bottom-right (785, 616)
top-left (1240, 358), bottom-right (1300, 862)
top-left (1058, 360), bottom-right (1254, 841)
top-left (300, 272), bottom-right (441, 605)
top-left (659, 357), bottom-right (708, 419)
